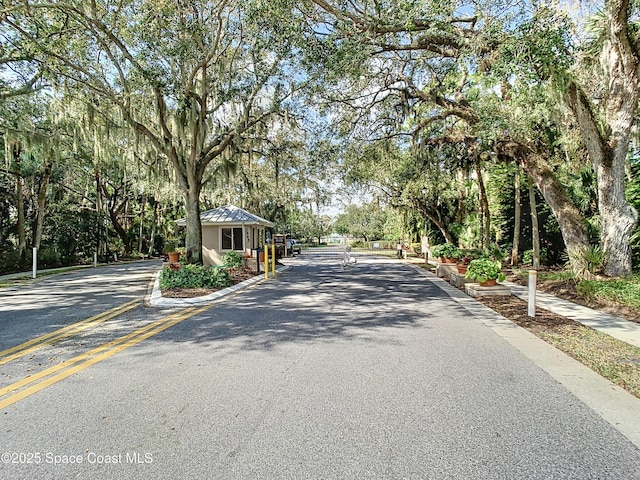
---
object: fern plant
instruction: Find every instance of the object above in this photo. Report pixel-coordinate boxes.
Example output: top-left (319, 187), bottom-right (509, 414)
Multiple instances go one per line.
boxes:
top-left (567, 245), bottom-right (605, 281)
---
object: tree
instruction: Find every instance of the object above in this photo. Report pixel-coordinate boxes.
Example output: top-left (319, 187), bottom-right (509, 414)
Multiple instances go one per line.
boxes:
top-left (495, 2), bottom-right (639, 275)
top-left (333, 204), bottom-right (386, 241)
top-left (511, 165), bottom-right (522, 265)
top-left (4, 0), bottom-right (299, 264)
top-left (563, 1), bottom-right (640, 275)
top-left (303, 0), bottom-right (595, 267)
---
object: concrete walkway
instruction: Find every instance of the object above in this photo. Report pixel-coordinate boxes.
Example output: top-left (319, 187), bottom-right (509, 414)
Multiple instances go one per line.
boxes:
top-left (0, 260), bottom-right (154, 282)
top-left (506, 280), bottom-right (640, 349)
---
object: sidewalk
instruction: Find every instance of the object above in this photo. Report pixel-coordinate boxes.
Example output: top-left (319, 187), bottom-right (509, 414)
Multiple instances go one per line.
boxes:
top-left (0, 265), bottom-right (94, 281)
top-left (506, 280), bottom-right (640, 349)
top-left (0, 259), bottom-right (154, 282)
top-left (404, 256), bottom-right (640, 350)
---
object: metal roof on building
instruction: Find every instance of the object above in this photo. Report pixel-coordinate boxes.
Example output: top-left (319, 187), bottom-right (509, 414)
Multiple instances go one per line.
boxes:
top-left (176, 204), bottom-right (274, 227)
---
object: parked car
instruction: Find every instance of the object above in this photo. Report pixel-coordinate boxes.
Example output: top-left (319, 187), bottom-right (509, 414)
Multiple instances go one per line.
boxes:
top-left (287, 239), bottom-right (301, 255)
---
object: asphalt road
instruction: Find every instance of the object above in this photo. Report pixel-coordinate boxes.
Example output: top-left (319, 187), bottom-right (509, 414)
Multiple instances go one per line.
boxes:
top-left (1, 255), bottom-right (639, 479)
top-left (0, 261), bottom-right (162, 350)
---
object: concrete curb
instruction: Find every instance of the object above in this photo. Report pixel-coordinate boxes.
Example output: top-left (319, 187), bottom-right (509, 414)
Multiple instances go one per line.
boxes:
top-left (407, 263), bottom-right (640, 450)
top-left (146, 265), bottom-right (291, 308)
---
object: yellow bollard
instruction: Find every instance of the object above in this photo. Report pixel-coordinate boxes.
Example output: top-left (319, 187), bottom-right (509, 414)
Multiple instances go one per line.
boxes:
top-left (264, 246), bottom-right (269, 280)
top-left (272, 243), bottom-right (276, 277)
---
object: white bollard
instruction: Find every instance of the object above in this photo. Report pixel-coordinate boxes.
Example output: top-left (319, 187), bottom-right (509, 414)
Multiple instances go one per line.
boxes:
top-left (528, 270), bottom-right (537, 317)
top-left (94, 252), bottom-right (98, 267)
top-left (32, 247), bottom-right (37, 279)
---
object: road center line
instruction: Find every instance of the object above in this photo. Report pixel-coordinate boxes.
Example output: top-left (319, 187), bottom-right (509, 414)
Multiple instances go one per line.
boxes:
top-left (0, 304), bottom-right (211, 410)
top-left (0, 299), bottom-right (140, 365)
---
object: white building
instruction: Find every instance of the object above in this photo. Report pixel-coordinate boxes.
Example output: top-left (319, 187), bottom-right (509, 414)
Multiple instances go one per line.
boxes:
top-left (177, 204), bottom-right (273, 266)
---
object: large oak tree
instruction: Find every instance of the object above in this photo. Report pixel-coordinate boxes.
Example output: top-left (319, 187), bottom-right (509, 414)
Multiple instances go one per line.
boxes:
top-left (3, 0), bottom-right (298, 263)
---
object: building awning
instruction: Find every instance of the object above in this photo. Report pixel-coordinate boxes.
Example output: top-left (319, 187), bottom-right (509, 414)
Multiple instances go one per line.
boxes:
top-left (176, 204), bottom-right (274, 228)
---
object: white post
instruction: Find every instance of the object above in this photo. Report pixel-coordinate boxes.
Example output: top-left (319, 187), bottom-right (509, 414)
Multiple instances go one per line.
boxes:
top-left (32, 247), bottom-right (37, 279)
top-left (94, 252), bottom-right (98, 267)
top-left (528, 270), bottom-right (537, 317)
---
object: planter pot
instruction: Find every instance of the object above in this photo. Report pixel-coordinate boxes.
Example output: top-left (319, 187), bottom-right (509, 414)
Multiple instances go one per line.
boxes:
top-left (439, 256), bottom-right (446, 263)
top-left (457, 265), bottom-right (468, 274)
top-left (479, 278), bottom-right (497, 287)
top-left (444, 257), bottom-right (458, 264)
top-left (167, 252), bottom-right (181, 263)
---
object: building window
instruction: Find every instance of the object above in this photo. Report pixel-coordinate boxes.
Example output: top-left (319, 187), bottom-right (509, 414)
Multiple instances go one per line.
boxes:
top-left (222, 227), bottom-right (243, 251)
top-left (233, 227), bottom-right (243, 251)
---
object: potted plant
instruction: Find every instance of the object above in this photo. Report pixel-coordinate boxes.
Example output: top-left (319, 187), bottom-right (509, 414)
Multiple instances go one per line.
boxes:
top-left (431, 243), bottom-right (461, 263)
top-left (457, 256), bottom-right (472, 274)
top-left (464, 258), bottom-right (506, 286)
top-left (164, 240), bottom-right (180, 263)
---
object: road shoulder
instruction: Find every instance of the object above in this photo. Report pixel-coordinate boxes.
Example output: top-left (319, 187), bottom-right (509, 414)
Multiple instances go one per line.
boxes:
top-left (409, 263), bottom-right (640, 450)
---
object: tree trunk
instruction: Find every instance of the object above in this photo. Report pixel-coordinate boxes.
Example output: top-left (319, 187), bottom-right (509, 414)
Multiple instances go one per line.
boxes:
top-left (477, 198), bottom-right (484, 250)
top-left (33, 162), bottom-right (52, 250)
top-left (425, 211), bottom-right (454, 244)
top-left (511, 166), bottom-right (521, 265)
top-left (16, 172), bottom-right (26, 268)
top-left (562, 2), bottom-right (640, 276)
top-left (475, 162), bottom-right (490, 248)
top-left (138, 194), bottom-right (146, 254)
top-left (597, 154), bottom-right (637, 275)
top-left (148, 198), bottom-right (158, 257)
top-left (499, 142), bottom-right (590, 261)
top-left (456, 168), bottom-right (466, 224)
top-left (183, 183), bottom-right (203, 264)
top-left (13, 144), bottom-right (26, 268)
top-left (528, 177), bottom-right (541, 270)
top-left (107, 205), bottom-right (132, 255)
top-left (95, 172), bottom-right (107, 260)
top-left (97, 178), bottom-right (133, 255)
top-left (566, 81), bottom-right (638, 276)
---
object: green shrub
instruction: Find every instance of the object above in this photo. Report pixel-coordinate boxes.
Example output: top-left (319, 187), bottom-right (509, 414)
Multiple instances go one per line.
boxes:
top-left (411, 243), bottom-right (422, 255)
top-left (483, 243), bottom-right (507, 261)
top-left (523, 248), bottom-right (548, 265)
top-left (431, 243), bottom-right (461, 259)
top-left (465, 258), bottom-right (506, 283)
top-left (160, 264), bottom-right (231, 289)
top-left (163, 239), bottom-right (178, 253)
top-left (38, 247), bottom-right (62, 269)
top-left (222, 251), bottom-right (244, 268)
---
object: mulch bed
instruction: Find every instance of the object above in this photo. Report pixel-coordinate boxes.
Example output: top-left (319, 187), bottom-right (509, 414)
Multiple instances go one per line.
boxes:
top-left (507, 273), bottom-right (640, 324)
top-left (161, 267), bottom-right (259, 298)
top-left (474, 295), bottom-right (583, 334)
